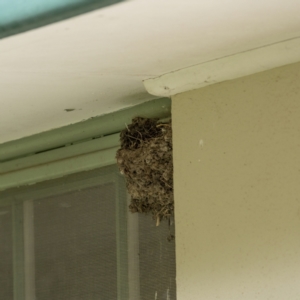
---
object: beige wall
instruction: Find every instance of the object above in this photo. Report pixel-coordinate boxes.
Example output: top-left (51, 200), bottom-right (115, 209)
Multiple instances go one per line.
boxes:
top-left (173, 62), bottom-right (300, 299)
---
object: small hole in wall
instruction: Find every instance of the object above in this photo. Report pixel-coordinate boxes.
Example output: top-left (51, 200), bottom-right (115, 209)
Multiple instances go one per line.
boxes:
top-left (65, 109), bottom-right (75, 112)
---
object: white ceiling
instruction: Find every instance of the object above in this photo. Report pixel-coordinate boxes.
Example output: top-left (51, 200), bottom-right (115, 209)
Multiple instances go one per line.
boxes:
top-left (1, 0), bottom-right (300, 144)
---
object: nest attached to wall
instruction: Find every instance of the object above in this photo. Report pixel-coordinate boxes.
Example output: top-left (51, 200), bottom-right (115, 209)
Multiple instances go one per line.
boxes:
top-left (116, 117), bottom-right (173, 225)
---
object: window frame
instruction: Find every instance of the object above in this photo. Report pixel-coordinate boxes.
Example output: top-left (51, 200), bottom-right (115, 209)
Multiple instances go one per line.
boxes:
top-left (0, 98), bottom-right (171, 300)
top-left (1, 166), bottom-right (128, 300)
top-left (0, 98), bottom-right (171, 191)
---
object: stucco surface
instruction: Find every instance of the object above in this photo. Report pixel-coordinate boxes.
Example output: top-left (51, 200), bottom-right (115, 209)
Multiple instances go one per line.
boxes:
top-left (172, 62), bottom-right (300, 299)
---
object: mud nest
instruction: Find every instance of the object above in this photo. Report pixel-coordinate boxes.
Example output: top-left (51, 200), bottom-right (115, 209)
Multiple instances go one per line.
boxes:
top-left (116, 117), bottom-right (173, 225)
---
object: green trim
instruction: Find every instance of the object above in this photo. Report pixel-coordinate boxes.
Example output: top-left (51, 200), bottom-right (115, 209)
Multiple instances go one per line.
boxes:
top-left (0, 98), bottom-right (171, 192)
top-left (115, 171), bottom-right (129, 300)
top-left (0, 146), bottom-right (118, 192)
top-left (23, 200), bottom-right (35, 300)
top-left (1, 173), bottom-right (116, 203)
top-left (12, 201), bottom-right (25, 300)
top-left (0, 98), bottom-right (171, 162)
top-left (0, 133), bottom-right (119, 174)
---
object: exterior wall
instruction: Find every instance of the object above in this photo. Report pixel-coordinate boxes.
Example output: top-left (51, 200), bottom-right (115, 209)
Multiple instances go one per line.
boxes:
top-left (172, 62), bottom-right (300, 299)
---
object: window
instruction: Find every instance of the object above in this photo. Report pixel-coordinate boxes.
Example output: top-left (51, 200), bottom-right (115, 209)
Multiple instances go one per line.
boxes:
top-left (0, 99), bottom-right (176, 300)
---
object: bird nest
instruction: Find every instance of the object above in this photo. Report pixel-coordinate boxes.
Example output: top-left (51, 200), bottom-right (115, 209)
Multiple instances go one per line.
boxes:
top-left (116, 117), bottom-right (173, 225)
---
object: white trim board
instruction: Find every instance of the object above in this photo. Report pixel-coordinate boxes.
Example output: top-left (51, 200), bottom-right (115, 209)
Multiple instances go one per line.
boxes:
top-left (143, 36), bottom-right (300, 97)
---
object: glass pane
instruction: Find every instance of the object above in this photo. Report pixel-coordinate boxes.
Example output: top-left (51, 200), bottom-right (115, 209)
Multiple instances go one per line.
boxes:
top-left (138, 215), bottom-right (176, 300)
top-left (16, 165), bottom-right (128, 300)
top-left (31, 184), bottom-right (117, 300)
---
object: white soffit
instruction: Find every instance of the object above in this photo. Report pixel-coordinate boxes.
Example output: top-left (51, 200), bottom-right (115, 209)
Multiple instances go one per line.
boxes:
top-left (1, 0), bottom-right (300, 144)
top-left (143, 36), bottom-right (300, 97)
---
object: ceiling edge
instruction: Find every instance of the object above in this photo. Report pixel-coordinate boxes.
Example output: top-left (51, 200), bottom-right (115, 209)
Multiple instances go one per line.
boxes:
top-left (143, 36), bottom-right (300, 97)
top-left (0, 98), bottom-right (171, 163)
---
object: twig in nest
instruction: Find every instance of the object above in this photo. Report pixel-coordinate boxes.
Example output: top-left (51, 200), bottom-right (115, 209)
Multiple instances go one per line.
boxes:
top-left (116, 117), bottom-right (174, 223)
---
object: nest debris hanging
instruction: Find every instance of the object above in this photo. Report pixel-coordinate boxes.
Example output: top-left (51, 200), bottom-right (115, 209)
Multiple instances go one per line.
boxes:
top-left (116, 117), bottom-right (173, 225)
